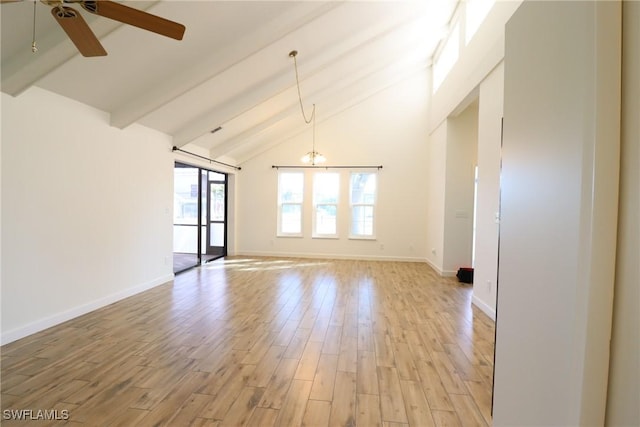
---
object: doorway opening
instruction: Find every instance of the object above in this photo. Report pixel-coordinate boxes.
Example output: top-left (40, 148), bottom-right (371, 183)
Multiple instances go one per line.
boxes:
top-left (173, 163), bottom-right (228, 274)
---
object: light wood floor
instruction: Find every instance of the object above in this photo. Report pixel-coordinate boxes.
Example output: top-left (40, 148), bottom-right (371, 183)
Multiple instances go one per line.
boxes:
top-left (1, 257), bottom-right (495, 426)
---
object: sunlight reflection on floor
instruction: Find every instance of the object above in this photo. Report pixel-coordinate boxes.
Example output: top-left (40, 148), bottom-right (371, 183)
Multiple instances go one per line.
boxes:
top-left (201, 257), bottom-right (330, 272)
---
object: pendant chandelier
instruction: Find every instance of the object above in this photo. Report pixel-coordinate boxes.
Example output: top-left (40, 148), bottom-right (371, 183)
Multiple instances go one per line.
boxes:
top-left (289, 50), bottom-right (326, 165)
top-left (300, 110), bottom-right (326, 165)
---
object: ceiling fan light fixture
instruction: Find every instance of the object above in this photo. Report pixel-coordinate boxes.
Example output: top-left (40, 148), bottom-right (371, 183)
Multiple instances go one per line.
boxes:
top-left (19, 0), bottom-right (186, 57)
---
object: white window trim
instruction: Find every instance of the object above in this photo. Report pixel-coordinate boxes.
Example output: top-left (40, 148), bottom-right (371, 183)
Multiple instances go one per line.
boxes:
top-left (348, 202), bottom-right (377, 240)
top-left (432, 21), bottom-right (460, 93)
top-left (312, 202), bottom-right (339, 239)
top-left (277, 202), bottom-right (304, 237)
top-left (349, 172), bottom-right (377, 240)
top-left (312, 173), bottom-right (339, 239)
top-left (277, 171), bottom-right (304, 237)
top-left (464, 0), bottom-right (495, 45)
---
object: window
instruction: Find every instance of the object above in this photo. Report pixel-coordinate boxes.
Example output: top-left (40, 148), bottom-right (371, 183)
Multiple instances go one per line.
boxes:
top-left (313, 173), bottom-right (339, 238)
top-left (277, 172), bottom-right (304, 236)
top-left (432, 22), bottom-right (460, 92)
top-left (465, 0), bottom-right (495, 45)
top-left (350, 172), bottom-right (377, 238)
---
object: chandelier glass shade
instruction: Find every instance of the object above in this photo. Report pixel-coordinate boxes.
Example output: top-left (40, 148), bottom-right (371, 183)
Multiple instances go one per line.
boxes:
top-left (301, 151), bottom-right (326, 165)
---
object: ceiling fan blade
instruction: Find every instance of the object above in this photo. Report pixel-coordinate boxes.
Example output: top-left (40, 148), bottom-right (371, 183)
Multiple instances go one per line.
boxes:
top-left (80, 1), bottom-right (185, 40)
top-left (51, 5), bottom-right (107, 57)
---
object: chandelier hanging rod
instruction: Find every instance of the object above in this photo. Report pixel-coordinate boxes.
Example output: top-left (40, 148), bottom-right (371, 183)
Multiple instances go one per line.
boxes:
top-left (289, 50), bottom-right (315, 125)
top-left (290, 50), bottom-right (325, 165)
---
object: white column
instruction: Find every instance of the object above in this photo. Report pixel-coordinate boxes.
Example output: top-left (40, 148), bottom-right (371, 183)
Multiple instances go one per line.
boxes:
top-left (493, 1), bottom-right (621, 424)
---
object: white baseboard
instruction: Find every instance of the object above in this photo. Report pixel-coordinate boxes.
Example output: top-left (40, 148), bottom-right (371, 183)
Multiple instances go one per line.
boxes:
top-left (425, 258), bottom-right (457, 277)
top-left (472, 295), bottom-right (497, 321)
top-left (1, 274), bottom-right (174, 345)
top-left (236, 251), bottom-right (428, 263)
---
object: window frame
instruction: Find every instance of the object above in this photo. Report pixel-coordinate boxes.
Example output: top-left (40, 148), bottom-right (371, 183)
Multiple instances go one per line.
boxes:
top-left (277, 171), bottom-right (304, 237)
top-left (464, 0), bottom-right (495, 45)
top-left (312, 172), bottom-right (340, 239)
top-left (432, 21), bottom-right (460, 93)
top-left (349, 171), bottom-right (377, 240)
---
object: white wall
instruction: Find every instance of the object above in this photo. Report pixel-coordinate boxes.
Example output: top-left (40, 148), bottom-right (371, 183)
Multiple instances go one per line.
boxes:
top-left (471, 62), bottom-right (503, 319)
top-left (425, 102), bottom-right (478, 277)
top-left (426, 0), bottom-right (519, 293)
top-left (425, 121), bottom-right (447, 272)
top-left (0, 92), bottom-right (3, 332)
top-left (606, 1), bottom-right (640, 424)
top-left (494, 2), bottom-right (621, 424)
top-left (442, 102), bottom-right (478, 274)
top-left (1, 87), bottom-right (175, 344)
top-left (235, 72), bottom-right (430, 261)
top-left (429, 0), bottom-right (521, 134)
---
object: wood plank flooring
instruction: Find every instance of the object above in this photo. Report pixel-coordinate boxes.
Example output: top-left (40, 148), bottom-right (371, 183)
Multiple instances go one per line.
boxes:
top-left (1, 257), bottom-right (495, 426)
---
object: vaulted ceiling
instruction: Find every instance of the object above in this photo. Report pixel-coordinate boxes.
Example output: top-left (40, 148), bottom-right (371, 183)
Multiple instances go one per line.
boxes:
top-left (1, 0), bottom-right (457, 164)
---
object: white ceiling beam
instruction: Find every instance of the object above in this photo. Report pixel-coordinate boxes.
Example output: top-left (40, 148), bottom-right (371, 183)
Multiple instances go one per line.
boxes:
top-left (174, 7), bottom-right (433, 149)
top-left (108, 2), bottom-right (339, 130)
top-left (170, 42), bottom-right (348, 148)
top-left (211, 40), bottom-right (431, 162)
top-left (207, 103), bottom-right (302, 159)
top-left (232, 62), bottom-right (429, 165)
top-left (170, 65), bottom-right (292, 147)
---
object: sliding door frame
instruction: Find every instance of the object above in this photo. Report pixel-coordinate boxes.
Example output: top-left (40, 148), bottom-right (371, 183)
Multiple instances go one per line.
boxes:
top-left (173, 162), bottom-right (228, 273)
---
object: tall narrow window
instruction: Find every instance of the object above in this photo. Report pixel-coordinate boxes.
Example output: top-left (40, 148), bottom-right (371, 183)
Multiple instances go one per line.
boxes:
top-left (278, 172), bottom-right (304, 236)
top-left (465, 0), bottom-right (495, 45)
top-left (432, 22), bottom-right (460, 92)
top-left (350, 172), bottom-right (377, 238)
top-left (313, 172), bottom-right (339, 238)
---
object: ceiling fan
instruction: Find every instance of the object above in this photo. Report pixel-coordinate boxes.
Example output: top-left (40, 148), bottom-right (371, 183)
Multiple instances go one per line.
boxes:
top-left (0, 0), bottom-right (186, 57)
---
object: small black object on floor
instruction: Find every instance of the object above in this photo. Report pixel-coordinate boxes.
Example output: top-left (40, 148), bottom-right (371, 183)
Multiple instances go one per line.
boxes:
top-left (457, 267), bottom-right (474, 284)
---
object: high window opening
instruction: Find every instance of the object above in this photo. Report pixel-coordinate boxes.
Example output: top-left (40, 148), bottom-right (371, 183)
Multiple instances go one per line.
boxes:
top-left (432, 0), bottom-right (496, 92)
top-left (465, 0), bottom-right (495, 44)
top-left (433, 22), bottom-right (460, 92)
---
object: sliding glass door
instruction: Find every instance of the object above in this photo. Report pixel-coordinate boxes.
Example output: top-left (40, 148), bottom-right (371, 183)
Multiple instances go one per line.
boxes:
top-left (207, 172), bottom-right (227, 257)
top-left (173, 164), bottom-right (200, 273)
top-left (173, 163), bottom-right (227, 273)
